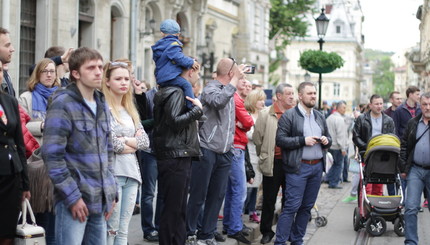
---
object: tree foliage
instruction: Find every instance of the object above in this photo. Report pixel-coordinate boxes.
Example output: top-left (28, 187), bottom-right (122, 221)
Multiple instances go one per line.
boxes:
top-left (373, 57), bottom-right (394, 100)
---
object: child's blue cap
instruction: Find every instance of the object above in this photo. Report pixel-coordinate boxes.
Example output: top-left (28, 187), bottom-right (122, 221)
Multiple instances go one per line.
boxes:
top-left (160, 19), bottom-right (180, 34)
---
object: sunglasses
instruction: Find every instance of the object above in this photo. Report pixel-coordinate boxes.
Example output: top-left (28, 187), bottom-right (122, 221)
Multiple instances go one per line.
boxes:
top-left (228, 57), bottom-right (236, 74)
top-left (109, 61), bottom-right (128, 68)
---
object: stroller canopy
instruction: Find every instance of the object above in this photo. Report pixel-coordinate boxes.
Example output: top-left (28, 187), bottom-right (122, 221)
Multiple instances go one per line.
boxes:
top-left (364, 134), bottom-right (400, 160)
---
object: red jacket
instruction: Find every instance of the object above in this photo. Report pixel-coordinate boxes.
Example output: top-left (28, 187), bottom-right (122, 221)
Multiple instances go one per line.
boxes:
top-left (233, 93), bottom-right (254, 150)
top-left (18, 105), bottom-right (39, 158)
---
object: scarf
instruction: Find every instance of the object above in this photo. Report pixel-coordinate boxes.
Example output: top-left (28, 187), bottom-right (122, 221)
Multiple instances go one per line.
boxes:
top-left (32, 83), bottom-right (58, 119)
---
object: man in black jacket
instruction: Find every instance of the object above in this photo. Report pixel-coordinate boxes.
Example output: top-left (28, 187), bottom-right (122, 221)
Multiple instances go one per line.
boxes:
top-left (274, 82), bottom-right (332, 245)
top-left (400, 92), bottom-right (430, 245)
top-left (153, 65), bottom-right (203, 245)
top-left (353, 94), bottom-right (395, 196)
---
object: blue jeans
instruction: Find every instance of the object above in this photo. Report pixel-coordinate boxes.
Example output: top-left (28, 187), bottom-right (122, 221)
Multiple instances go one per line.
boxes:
top-left (326, 149), bottom-right (343, 187)
top-left (274, 162), bottom-right (323, 245)
top-left (139, 151), bottom-right (162, 235)
top-left (404, 165), bottom-right (430, 245)
top-left (186, 147), bottom-right (232, 240)
top-left (223, 148), bottom-right (247, 234)
top-left (342, 154), bottom-right (349, 181)
top-left (35, 211), bottom-right (55, 245)
top-left (55, 201), bottom-right (107, 245)
top-left (244, 187), bottom-right (258, 213)
top-left (107, 177), bottom-right (139, 245)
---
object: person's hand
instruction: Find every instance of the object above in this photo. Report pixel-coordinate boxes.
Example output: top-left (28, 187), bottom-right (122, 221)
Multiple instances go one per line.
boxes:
top-left (320, 136), bottom-right (329, 145)
top-left (105, 201), bottom-right (116, 221)
top-left (70, 198), bottom-right (89, 223)
top-left (135, 128), bottom-right (144, 137)
top-left (132, 79), bottom-right (144, 95)
top-left (192, 61), bottom-right (200, 70)
top-left (401, 173), bottom-right (407, 179)
top-left (248, 178), bottom-right (254, 184)
top-left (61, 48), bottom-right (74, 64)
top-left (186, 96), bottom-right (202, 109)
top-left (305, 136), bottom-right (319, 146)
top-left (341, 150), bottom-right (347, 156)
top-left (22, 191), bottom-right (31, 202)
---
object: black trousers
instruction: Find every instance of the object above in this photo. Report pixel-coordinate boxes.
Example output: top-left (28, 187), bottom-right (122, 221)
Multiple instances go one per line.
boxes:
top-left (157, 157), bottom-right (192, 245)
top-left (260, 159), bottom-right (285, 235)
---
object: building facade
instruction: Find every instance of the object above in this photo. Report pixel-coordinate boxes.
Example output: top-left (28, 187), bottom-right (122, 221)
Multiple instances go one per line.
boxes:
top-left (0, 0), bottom-right (270, 95)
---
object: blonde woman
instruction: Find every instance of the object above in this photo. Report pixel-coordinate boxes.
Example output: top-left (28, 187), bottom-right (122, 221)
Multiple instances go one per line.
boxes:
top-left (244, 89), bottom-right (266, 223)
top-left (102, 60), bottom-right (149, 245)
top-left (19, 58), bottom-right (60, 143)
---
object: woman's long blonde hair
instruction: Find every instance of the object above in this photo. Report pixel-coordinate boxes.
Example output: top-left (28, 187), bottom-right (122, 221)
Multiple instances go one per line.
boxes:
top-left (245, 89), bottom-right (266, 114)
top-left (101, 59), bottom-right (140, 127)
top-left (27, 58), bottom-right (60, 91)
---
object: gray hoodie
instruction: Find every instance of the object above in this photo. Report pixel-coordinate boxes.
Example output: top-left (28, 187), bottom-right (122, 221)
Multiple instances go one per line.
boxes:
top-left (199, 80), bottom-right (236, 154)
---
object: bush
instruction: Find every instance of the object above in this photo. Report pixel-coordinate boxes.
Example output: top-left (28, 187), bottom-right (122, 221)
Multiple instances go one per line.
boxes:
top-left (299, 50), bottom-right (344, 71)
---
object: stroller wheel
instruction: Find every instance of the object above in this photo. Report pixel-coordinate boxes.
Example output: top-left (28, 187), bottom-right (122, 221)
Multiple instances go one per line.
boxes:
top-left (366, 217), bottom-right (386, 236)
top-left (315, 216), bottom-right (325, 227)
top-left (394, 218), bottom-right (405, 237)
top-left (322, 216), bottom-right (328, 226)
top-left (353, 207), bottom-right (361, 231)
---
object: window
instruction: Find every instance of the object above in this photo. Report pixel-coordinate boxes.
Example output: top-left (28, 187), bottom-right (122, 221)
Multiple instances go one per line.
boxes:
top-left (19, 0), bottom-right (36, 94)
top-left (333, 83), bottom-right (340, 96)
top-left (336, 25), bottom-right (341, 34)
top-left (79, 0), bottom-right (94, 48)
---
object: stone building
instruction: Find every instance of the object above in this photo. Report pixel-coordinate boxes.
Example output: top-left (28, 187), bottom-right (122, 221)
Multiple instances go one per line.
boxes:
top-left (281, 1), bottom-right (365, 107)
top-left (0, 0), bottom-right (270, 95)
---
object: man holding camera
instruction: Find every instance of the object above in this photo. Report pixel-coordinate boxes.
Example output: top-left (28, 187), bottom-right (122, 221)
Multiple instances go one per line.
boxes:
top-left (274, 82), bottom-right (331, 245)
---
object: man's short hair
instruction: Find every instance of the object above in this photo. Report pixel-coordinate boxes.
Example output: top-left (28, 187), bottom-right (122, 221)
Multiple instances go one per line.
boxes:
top-left (275, 83), bottom-right (292, 95)
top-left (406, 86), bottom-right (420, 98)
top-left (370, 94), bottom-right (382, 103)
top-left (389, 91), bottom-right (400, 99)
top-left (44, 46), bottom-right (65, 58)
top-left (297, 81), bottom-right (314, 94)
top-left (420, 92), bottom-right (430, 100)
top-left (336, 100), bottom-right (346, 109)
top-left (69, 47), bottom-right (103, 83)
top-left (0, 27), bottom-right (9, 35)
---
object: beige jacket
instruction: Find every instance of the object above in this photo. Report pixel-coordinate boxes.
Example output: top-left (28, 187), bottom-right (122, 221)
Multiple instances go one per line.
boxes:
top-left (18, 91), bottom-right (43, 142)
top-left (252, 105), bottom-right (278, 177)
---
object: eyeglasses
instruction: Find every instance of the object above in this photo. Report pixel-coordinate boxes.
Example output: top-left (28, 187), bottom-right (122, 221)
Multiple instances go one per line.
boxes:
top-left (228, 57), bottom-right (236, 74)
top-left (41, 70), bottom-right (56, 75)
top-left (109, 61), bottom-right (128, 68)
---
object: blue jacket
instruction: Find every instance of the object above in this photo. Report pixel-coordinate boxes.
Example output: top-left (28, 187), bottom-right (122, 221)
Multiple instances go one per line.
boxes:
top-left (393, 103), bottom-right (421, 138)
top-left (41, 83), bottom-right (117, 214)
top-left (152, 35), bottom-right (194, 84)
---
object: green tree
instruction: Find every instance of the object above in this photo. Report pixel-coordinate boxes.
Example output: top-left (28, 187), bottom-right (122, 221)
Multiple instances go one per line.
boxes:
top-left (373, 57), bottom-right (394, 100)
top-left (269, 0), bottom-right (316, 85)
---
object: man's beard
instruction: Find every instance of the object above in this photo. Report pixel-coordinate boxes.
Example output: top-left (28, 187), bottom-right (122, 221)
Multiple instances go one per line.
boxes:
top-left (303, 100), bottom-right (316, 109)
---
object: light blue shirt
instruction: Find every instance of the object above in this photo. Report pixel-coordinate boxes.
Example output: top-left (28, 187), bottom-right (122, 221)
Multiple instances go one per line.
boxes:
top-left (298, 103), bottom-right (323, 160)
top-left (371, 115), bottom-right (382, 136)
top-left (84, 98), bottom-right (97, 116)
top-left (413, 118), bottom-right (430, 166)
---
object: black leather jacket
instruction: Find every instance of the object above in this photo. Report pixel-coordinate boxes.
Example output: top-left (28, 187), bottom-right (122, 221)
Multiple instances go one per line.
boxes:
top-left (399, 115), bottom-right (421, 174)
top-left (153, 86), bottom-right (203, 160)
top-left (353, 111), bottom-right (395, 157)
top-left (276, 106), bottom-right (332, 174)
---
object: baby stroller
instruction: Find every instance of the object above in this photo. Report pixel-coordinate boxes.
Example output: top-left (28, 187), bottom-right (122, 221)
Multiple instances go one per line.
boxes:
top-left (352, 134), bottom-right (405, 236)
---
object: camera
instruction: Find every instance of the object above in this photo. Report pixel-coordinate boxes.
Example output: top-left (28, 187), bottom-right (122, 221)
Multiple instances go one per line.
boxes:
top-left (315, 138), bottom-right (321, 143)
top-left (244, 65), bottom-right (255, 74)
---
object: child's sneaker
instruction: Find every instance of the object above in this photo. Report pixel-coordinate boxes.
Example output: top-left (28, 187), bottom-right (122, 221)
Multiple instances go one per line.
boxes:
top-left (342, 195), bottom-right (357, 203)
top-left (422, 199), bottom-right (428, 208)
top-left (249, 212), bottom-right (260, 223)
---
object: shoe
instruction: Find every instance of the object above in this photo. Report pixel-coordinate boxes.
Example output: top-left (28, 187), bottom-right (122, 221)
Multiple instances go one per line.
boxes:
top-left (423, 199), bottom-right (428, 208)
top-left (132, 205), bottom-right (140, 215)
top-left (342, 196), bottom-right (357, 203)
top-left (227, 231), bottom-right (251, 244)
top-left (197, 238), bottom-right (219, 245)
top-left (186, 235), bottom-right (197, 245)
top-left (242, 224), bottom-right (252, 236)
top-left (260, 232), bottom-right (275, 244)
top-left (213, 232), bottom-right (226, 242)
top-left (328, 186), bottom-right (343, 189)
top-left (249, 212), bottom-right (260, 223)
top-left (144, 231), bottom-right (159, 242)
top-left (419, 207), bottom-right (424, 212)
top-left (343, 180), bottom-right (351, 183)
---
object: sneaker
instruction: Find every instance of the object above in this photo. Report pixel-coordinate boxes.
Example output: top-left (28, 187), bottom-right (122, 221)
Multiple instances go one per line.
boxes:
top-left (227, 231), bottom-right (251, 244)
top-left (423, 199), bottom-right (428, 208)
top-left (213, 232), bottom-right (226, 242)
top-left (197, 238), bottom-right (219, 245)
top-left (132, 204), bottom-right (140, 215)
top-left (144, 230), bottom-right (159, 242)
top-left (419, 207), bottom-right (424, 212)
top-left (218, 214), bottom-right (223, 221)
top-left (249, 212), bottom-right (260, 223)
top-left (342, 196), bottom-right (357, 203)
top-left (186, 235), bottom-right (198, 245)
top-left (242, 224), bottom-right (252, 236)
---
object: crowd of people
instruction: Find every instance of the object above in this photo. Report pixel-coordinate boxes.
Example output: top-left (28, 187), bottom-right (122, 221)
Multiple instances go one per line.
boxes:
top-left (0, 17), bottom-right (429, 245)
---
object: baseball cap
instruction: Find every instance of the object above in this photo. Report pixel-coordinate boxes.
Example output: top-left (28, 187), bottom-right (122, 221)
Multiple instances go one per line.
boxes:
top-left (160, 19), bottom-right (180, 34)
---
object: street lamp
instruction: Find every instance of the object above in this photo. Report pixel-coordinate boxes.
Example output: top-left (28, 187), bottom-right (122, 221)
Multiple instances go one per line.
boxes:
top-left (315, 8), bottom-right (330, 109)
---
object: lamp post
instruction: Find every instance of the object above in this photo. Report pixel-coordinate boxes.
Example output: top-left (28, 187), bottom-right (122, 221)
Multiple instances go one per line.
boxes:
top-left (315, 8), bottom-right (330, 110)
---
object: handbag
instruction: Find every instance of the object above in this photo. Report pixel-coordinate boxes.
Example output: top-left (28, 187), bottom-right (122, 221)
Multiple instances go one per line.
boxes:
top-left (15, 198), bottom-right (46, 245)
top-left (349, 158), bottom-right (360, 173)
